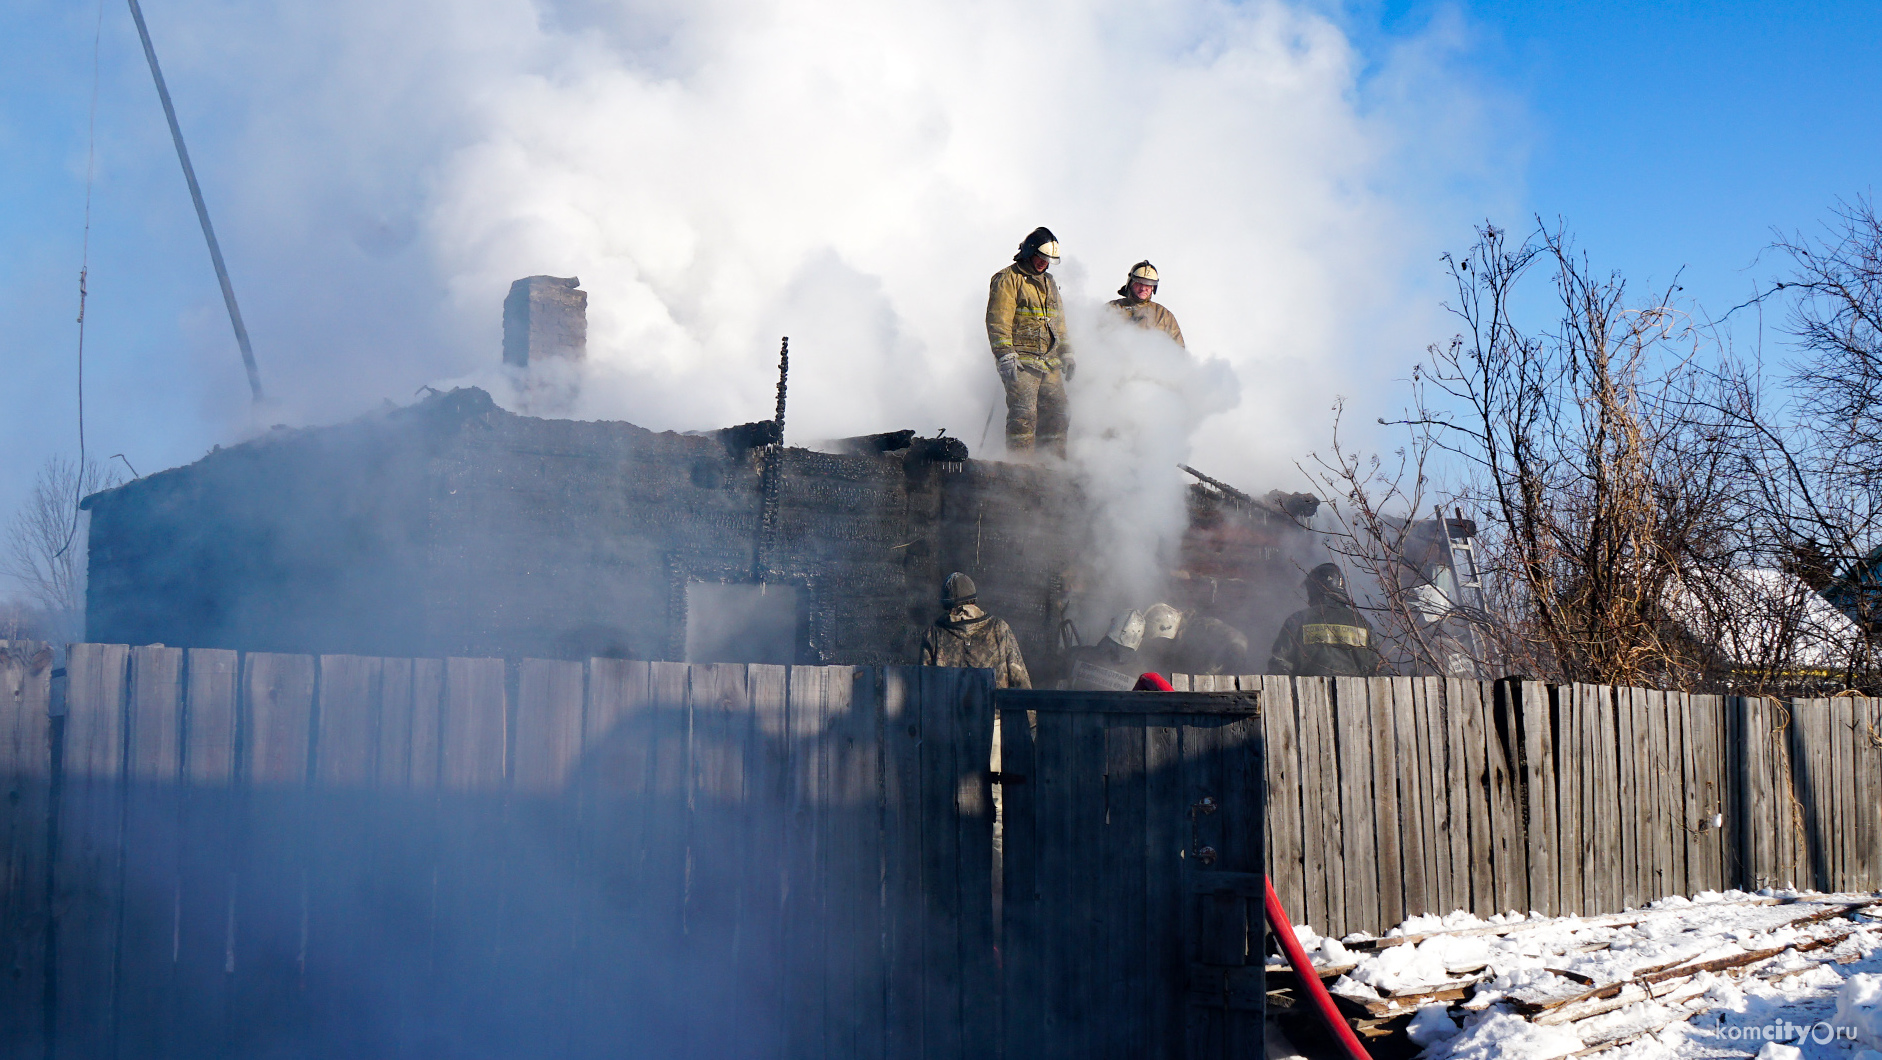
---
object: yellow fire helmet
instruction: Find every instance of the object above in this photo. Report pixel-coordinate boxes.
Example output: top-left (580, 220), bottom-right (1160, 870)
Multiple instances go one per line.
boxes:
top-left (1119, 260), bottom-right (1159, 298)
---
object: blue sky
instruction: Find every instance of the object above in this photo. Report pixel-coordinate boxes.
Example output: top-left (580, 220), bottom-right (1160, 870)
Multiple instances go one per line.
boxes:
top-left (1357, 0), bottom-right (1881, 318)
top-left (2, 0), bottom-right (1879, 554)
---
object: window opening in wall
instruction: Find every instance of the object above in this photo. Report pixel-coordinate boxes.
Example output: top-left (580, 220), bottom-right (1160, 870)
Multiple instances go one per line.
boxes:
top-left (684, 581), bottom-right (801, 664)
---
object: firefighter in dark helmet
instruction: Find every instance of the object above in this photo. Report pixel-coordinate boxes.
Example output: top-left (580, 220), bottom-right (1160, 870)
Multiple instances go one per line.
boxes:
top-left (920, 573), bottom-right (1032, 689)
top-left (1267, 563), bottom-right (1384, 677)
top-left (986, 227), bottom-right (1073, 459)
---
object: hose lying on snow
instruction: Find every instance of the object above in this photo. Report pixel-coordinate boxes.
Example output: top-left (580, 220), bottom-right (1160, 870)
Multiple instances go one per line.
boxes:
top-left (1263, 850), bottom-right (1375, 1058)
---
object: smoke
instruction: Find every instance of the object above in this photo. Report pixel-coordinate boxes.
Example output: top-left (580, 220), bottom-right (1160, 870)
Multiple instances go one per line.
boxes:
top-left (1064, 300), bottom-right (1238, 617)
top-left (5, 0), bottom-right (1520, 619)
top-left (372, 0), bottom-right (1513, 622)
top-left (395, 0), bottom-right (1514, 468)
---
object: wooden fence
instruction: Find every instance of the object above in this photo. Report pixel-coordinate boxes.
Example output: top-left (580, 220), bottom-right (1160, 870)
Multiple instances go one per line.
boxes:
top-left (5, 641), bottom-right (1880, 1056)
top-left (0, 643), bottom-right (999, 1059)
top-left (1171, 673), bottom-right (1882, 938)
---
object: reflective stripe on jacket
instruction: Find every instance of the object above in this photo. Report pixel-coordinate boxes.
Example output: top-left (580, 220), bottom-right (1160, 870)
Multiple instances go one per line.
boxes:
top-left (987, 263), bottom-right (1071, 371)
top-left (1267, 602), bottom-right (1382, 677)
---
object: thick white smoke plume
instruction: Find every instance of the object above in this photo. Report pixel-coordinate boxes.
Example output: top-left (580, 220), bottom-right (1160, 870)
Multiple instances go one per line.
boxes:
top-left (17, 0), bottom-right (1516, 614)
top-left (399, 0), bottom-right (1512, 472)
top-left (1065, 302), bottom-right (1239, 617)
top-left (328, 0), bottom-right (1510, 612)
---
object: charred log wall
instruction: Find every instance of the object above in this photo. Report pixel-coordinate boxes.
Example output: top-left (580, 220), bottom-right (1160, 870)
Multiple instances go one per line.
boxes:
top-left (83, 388), bottom-right (1085, 665)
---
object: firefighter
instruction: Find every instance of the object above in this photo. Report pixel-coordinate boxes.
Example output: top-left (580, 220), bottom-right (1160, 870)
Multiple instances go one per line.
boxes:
top-left (1140, 603), bottom-right (1250, 677)
top-left (1062, 609), bottom-right (1145, 690)
top-left (1106, 260), bottom-right (1185, 347)
top-left (920, 572), bottom-right (1031, 689)
top-left (1267, 563), bottom-right (1384, 676)
top-left (986, 227), bottom-right (1073, 458)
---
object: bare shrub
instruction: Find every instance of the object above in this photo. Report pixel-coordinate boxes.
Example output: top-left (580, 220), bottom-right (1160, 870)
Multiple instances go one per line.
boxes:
top-left (1, 456), bottom-right (122, 644)
top-left (1314, 222), bottom-right (1759, 688)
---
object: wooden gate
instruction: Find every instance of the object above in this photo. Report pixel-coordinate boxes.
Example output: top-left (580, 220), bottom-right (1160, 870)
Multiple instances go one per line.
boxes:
top-left (996, 689), bottom-right (1265, 1060)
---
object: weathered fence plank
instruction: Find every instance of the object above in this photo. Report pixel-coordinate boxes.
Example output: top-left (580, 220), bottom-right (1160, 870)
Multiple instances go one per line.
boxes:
top-left (1368, 677), bottom-right (1405, 929)
top-left (54, 642), bottom-right (129, 1054)
top-left (1142, 704), bottom-right (1183, 1059)
top-left (1518, 680), bottom-right (1556, 917)
top-left (1255, 676), bottom-right (1303, 926)
top-left (512, 658), bottom-right (584, 794)
top-left (1856, 698), bottom-right (1882, 892)
top-left (1436, 679), bottom-right (1471, 919)
top-left (0, 644), bottom-right (52, 1057)
top-left (1448, 678), bottom-right (1488, 918)
top-left (1487, 682), bottom-right (1524, 914)
top-left (1106, 708), bottom-right (1149, 1060)
top-left (1648, 689), bottom-right (1674, 901)
top-left (881, 667), bottom-right (926, 1059)
top-left (174, 649), bottom-right (238, 1058)
top-left (1332, 677), bottom-right (1379, 933)
top-left (230, 652), bottom-right (317, 1053)
top-left (118, 645), bottom-right (185, 1056)
top-left (1554, 685), bottom-right (1584, 916)
top-left (441, 657), bottom-right (506, 789)
top-left (1391, 676), bottom-right (1430, 924)
top-left (1293, 677), bottom-right (1338, 937)
top-left (1413, 677), bottom-right (1456, 918)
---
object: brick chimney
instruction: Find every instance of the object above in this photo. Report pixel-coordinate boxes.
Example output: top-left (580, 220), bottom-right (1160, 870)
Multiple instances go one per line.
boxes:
top-left (502, 275), bottom-right (587, 368)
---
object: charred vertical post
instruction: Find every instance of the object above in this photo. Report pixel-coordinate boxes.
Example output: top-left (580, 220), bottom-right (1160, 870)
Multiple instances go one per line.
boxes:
top-left (755, 338), bottom-right (789, 581)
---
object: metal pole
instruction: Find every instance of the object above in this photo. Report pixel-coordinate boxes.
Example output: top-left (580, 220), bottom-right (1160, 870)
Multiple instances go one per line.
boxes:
top-left (126, 0), bottom-right (264, 403)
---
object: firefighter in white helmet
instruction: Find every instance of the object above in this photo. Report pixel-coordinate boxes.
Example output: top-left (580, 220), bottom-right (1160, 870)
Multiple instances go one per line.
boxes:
top-left (1141, 602), bottom-right (1252, 677)
top-left (986, 226), bottom-right (1073, 458)
top-left (1106, 260), bottom-right (1185, 347)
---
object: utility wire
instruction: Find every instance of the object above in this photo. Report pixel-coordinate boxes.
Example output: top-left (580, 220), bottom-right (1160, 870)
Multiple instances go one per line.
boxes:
top-left (126, 0), bottom-right (264, 403)
top-left (54, 0), bottom-right (109, 562)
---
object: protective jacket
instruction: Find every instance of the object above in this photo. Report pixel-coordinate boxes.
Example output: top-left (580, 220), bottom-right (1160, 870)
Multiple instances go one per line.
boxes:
top-left (1142, 616), bottom-right (1249, 677)
top-left (1266, 601), bottom-right (1383, 677)
top-left (921, 603), bottom-right (1032, 689)
top-left (987, 264), bottom-right (1072, 372)
top-left (1106, 297), bottom-right (1185, 347)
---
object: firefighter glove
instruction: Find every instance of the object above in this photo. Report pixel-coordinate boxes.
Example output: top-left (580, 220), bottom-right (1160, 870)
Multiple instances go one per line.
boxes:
top-left (996, 350), bottom-right (1020, 384)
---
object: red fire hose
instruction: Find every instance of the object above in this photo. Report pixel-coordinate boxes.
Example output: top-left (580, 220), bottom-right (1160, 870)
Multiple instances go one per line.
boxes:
top-left (1265, 879), bottom-right (1374, 1060)
top-left (1132, 670), bottom-right (1370, 1058)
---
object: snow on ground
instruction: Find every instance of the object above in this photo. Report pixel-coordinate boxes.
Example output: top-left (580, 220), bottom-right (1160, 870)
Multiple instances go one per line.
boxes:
top-left (1273, 890), bottom-right (1882, 1058)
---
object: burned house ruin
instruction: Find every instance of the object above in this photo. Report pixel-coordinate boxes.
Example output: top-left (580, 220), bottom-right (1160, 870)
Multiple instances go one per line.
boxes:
top-left (80, 280), bottom-right (1323, 676)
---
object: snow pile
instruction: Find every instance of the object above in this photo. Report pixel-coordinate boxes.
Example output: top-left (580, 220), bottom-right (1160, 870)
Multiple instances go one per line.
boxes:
top-left (1272, 889), bottom-right (1882, 1058)
top-left (1839, 974), bottom-right (1882, 1049)
top-left (1439, 1011), bottom-right (1579, 1059)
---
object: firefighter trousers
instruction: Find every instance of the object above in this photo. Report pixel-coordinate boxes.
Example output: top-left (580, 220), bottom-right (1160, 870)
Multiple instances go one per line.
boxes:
top-left (1003, 366), bottom-right (1068, 459)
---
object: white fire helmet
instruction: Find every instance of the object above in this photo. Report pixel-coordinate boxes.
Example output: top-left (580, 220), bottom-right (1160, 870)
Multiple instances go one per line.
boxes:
top-left (1104, 609), bottom-right (1146, 651)
top-left (1143, 603), bottom-right (1183, 641)
top-left (1034, 239), bottom-right (1061, 263)
top-left (1128, 261), bottom-right (1159, 287)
